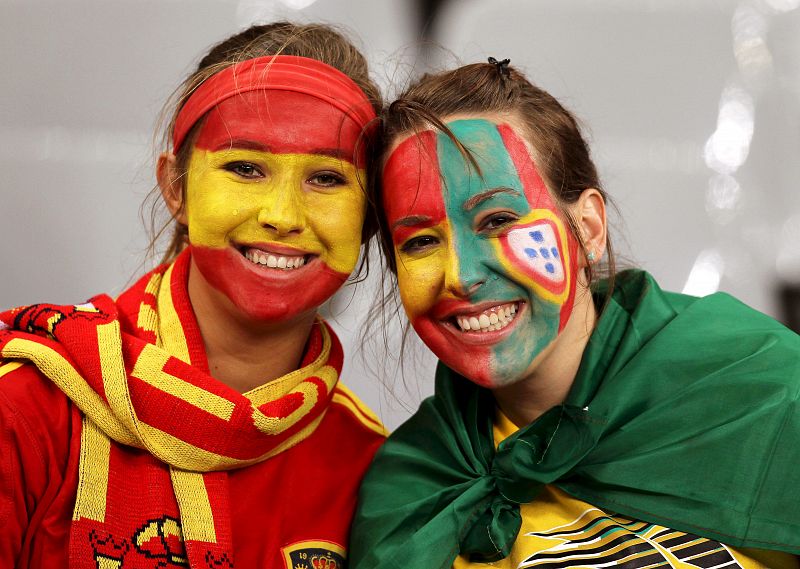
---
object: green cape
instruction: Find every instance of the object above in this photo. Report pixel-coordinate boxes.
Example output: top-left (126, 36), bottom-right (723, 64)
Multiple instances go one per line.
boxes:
top-left (351, 271), bottom-right (800, 569)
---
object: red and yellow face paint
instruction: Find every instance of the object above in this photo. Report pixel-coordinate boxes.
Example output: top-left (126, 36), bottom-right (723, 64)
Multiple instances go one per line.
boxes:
top-left (383, 118), bottom-right (578, 387)
top-left (184, 89), bottom-right (367, 322)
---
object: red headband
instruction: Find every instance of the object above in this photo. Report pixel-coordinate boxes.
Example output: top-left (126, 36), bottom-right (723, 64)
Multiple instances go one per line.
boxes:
top-left (172, 55), bottom-right (376, 152)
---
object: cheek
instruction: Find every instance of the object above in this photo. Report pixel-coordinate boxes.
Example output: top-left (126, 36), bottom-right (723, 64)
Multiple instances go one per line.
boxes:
top-left (310, 188), bottom-right (367, 274)
top-left (396, 253), bottom-right (442, 318)
top-left (185, 171), bottom-right (249, 247)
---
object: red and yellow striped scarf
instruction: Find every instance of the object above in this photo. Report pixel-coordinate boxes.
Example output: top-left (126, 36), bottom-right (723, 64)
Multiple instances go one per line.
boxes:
top-left (0, 250), bottom-right (343, 568)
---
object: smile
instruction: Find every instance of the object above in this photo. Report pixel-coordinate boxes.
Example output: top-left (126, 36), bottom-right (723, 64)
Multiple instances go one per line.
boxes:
top-left (454, 302), bottom-right (519, 333)
top-left (241, 246), bottom-right (310, 270)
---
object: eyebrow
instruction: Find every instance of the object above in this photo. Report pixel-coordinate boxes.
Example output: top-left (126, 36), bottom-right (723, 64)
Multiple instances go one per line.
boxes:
top-left (211, 141), bottom-right (352, 161)
top-left (391, 215), bottom-right (433, 232)
top-left (463, 187), bottom-right (521, 211)
top-left (213, 138), bottom-right (270, 152)
top-left (310, 147), bottom-right (352, 161)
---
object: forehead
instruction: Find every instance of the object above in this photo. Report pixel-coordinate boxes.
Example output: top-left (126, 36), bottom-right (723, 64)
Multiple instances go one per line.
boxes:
top-left (193, 90), bottom-right (364, 161)
top-left (382, 118), bottom-right (551, 223)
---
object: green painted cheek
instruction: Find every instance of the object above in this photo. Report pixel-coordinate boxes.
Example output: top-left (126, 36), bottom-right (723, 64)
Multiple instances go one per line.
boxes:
top-left (489, 298), bottom-right (560, 383)
top-left (437, 119), bottom-right (532, 293)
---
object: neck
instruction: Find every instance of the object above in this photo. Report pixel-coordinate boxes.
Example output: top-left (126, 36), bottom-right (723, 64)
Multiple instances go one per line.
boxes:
top-left (492, 286), bottom-right (597, 428)
top-left (187, 258), bottom-right (317, 393)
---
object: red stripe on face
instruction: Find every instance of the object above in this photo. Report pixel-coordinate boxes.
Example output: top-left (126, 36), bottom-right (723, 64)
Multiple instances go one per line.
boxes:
top-left (497, 124), bottom-right (580, 333)
top-left (191, 245), bottom-right (348, 324)
top-left (193, 91), bottom-right (366, 167)
top-left (382, 130), bottom-right (446, 245)
top-left (559, 236), bottom-right (579, 332)
top-left (496, 124), bottom-right (554, 209)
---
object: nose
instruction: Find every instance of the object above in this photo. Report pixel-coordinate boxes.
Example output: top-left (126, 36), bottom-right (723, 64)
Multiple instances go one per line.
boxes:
top-left (256, 189), bottom-right (305, 236)
top-left (443, 241), bottom-right (487, 298)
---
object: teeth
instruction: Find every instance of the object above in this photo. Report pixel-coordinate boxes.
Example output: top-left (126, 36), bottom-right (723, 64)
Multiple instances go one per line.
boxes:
top-left (455, 303), bottom-right (519, 333)
top-left (244, 248), bottom-right (307, 270)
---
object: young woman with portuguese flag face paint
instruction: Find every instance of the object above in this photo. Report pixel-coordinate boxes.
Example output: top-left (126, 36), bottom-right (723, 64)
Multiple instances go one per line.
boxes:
top-left (351, 61), bottom-right (800, 569)
top-left (0, 23), bottom-right (388, 569)
top-left (384, 117), bottom-right (586, 391)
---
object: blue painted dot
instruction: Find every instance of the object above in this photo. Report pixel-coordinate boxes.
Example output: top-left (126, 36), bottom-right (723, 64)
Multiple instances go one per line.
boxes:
top-left (524, 248), bottom-right (538, 258)
top-left (529, 230), bottom-right (544, 242)
top-left (551, 248), bottom-right (559, 259)
top-left (545, 263), bottom-right (555, 274)
top-left (539, 247), bottom-right (550, 259)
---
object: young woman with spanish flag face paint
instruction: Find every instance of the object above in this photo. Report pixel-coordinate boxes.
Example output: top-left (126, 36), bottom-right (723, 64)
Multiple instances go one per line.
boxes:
top-left (0, 23), bottom-right (387, 569)
top-left (169, 87), bottom-right (367, 325)
top-left (350, 61), bottom-right (800, 569)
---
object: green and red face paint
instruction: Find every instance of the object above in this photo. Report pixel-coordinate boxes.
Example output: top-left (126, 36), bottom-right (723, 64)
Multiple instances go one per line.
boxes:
top-left (383, 119), bottom-right (578, 387)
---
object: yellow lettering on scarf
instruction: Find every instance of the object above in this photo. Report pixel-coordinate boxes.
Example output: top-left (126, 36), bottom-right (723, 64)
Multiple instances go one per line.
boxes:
top-left (1, 338), bottom-right (135, 446)
top-left (73, 418), bottom-right (112, 522)
top-left (170, 469), bottom-right (217, 543)
top-left (131, 343), bottom-right (235, 422)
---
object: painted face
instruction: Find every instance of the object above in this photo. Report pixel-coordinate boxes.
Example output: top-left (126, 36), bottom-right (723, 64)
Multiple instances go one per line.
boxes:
top-left (185, 90), bottom-right (367, 322)
top-left (383, 119), bottom-right (578, 387)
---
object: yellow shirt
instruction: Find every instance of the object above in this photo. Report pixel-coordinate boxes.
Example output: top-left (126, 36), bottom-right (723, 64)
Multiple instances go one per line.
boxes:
top-left (454, 411), bottom-right (798, 569)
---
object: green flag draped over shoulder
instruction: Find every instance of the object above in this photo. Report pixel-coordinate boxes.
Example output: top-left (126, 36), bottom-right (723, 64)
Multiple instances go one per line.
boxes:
top-left (350, 270), bottom-right (800, 569)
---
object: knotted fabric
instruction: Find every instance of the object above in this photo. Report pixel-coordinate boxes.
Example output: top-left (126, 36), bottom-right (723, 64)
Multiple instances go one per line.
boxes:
top-left (350, 270), bottom-right (800, 569)
top-left (0, 250), bottom-right (344, 568)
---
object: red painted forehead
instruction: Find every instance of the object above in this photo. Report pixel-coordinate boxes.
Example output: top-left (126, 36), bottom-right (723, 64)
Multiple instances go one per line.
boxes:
top-left (382, 130), bottom-right (445, 243)
top-left (193, 90), bottom-right (365, 164)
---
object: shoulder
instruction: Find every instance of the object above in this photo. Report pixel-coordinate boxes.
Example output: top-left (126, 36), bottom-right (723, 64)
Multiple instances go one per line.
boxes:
top-left (328, 381), bottom-right (387, 439)
top-left (612, 270), bottom-right (799, 363)
top-left (0, 360), bottom-right (74, 454)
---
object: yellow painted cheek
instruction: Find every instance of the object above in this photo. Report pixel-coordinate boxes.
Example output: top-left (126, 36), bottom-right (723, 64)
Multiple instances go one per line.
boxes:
top-left (308, 171), bottom-right (367, 275)
top-left (396, 250), bottom-right (445, 320)
top-left (185, 150), bottom-right (251, 248)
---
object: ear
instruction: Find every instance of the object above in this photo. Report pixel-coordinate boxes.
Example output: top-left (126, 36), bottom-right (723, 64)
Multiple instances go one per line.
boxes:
top-left (572, 188), bottom-right (607, 268)
top-left (156, 152), bottom-right (188, 225)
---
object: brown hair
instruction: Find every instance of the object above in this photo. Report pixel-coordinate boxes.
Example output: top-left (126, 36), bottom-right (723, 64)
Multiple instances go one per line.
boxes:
top-left (143, 21), bottom-right (383, 265)
top-left (370, 61), bottom-right (615, 291)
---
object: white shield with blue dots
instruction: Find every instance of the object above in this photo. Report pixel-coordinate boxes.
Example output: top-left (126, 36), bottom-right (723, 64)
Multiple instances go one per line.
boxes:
top-left (506, 223), bottom-right (564, 283)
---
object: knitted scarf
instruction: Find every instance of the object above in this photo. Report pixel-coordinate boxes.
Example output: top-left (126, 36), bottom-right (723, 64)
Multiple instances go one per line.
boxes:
top-left (0, 250), bottom-right (343, 568)
top-left (350, 270), bottom-right (800, 569)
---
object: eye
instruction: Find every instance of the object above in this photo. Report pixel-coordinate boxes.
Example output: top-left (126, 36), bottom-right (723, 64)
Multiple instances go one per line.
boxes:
top-left (400, 234), bottom-right (439, 254)
top-left (477, 211), bottom-right (519, 232)
top-left (224, 161), bottom-right (264, 179)
top-left (308, 171), bottom-right (347, 188)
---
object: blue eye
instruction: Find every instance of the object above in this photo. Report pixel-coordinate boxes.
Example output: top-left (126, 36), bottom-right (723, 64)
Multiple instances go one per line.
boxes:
top-left (400, 235), bottom-right (439, 253)
top-left (224, 161), bottom-right (264, 179)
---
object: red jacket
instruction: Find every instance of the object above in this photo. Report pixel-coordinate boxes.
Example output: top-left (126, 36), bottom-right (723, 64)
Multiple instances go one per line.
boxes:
top-left (0, 255), bottom-right (385, 568)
